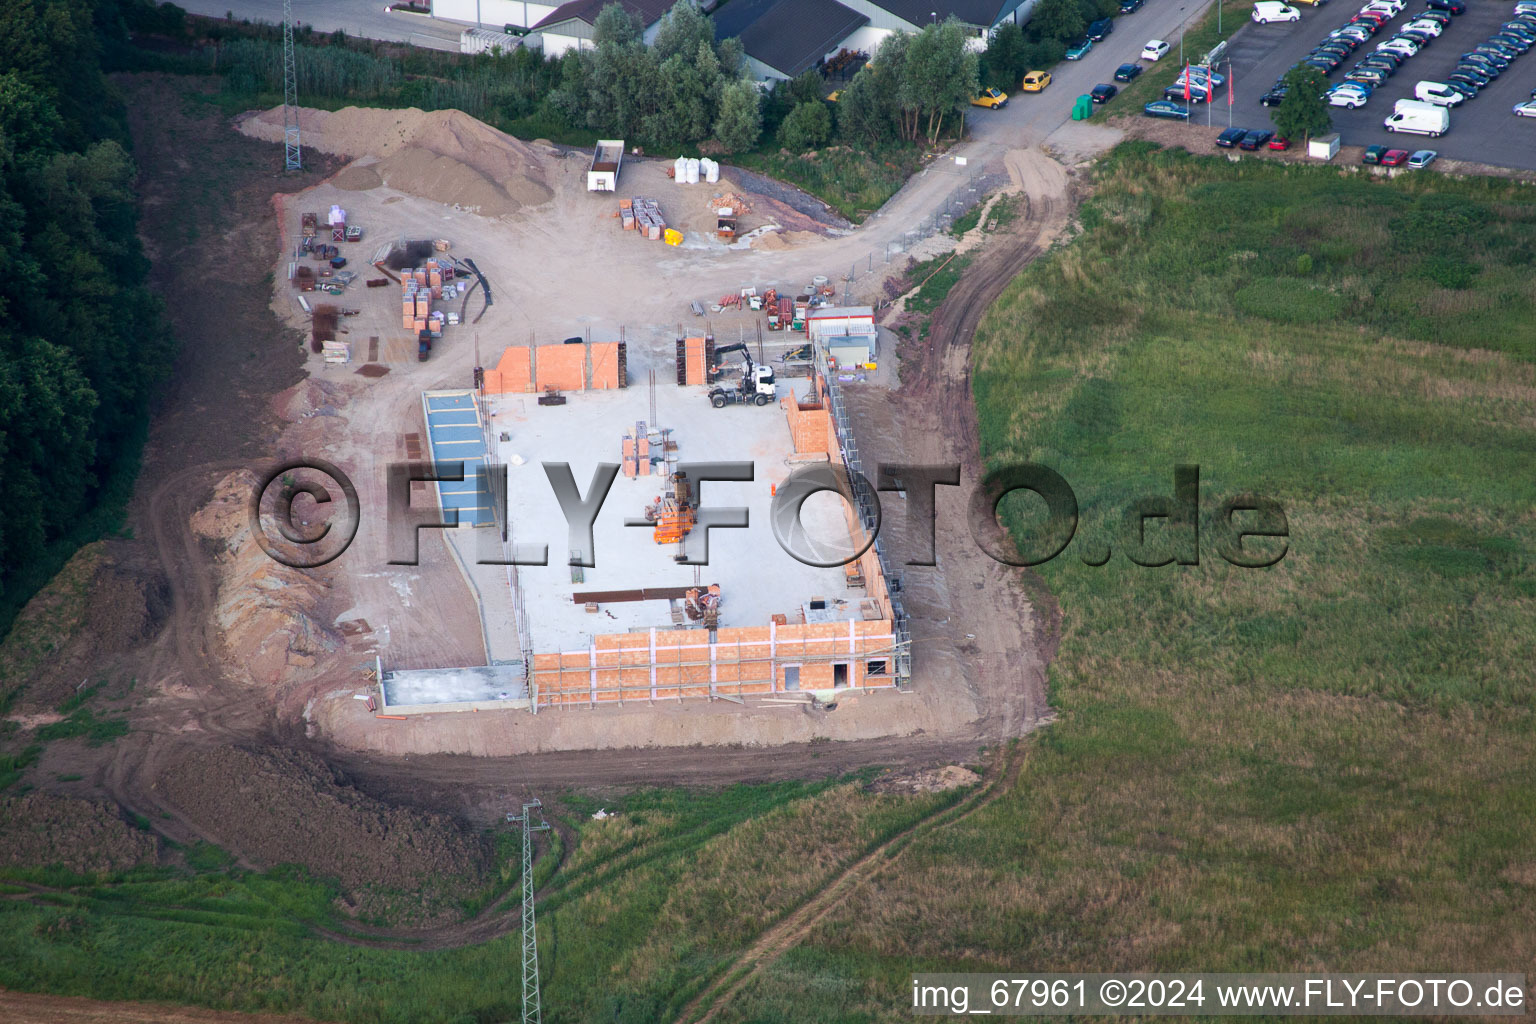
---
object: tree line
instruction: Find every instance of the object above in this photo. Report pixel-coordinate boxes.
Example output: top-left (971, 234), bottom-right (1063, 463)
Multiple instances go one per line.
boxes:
top-left (0, 0), bottom-right (177, 625)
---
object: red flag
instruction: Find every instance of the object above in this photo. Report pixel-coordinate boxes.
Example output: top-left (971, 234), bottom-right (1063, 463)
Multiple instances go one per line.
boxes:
top-left (1184, 63), bottom-right (1191, 101)
top-left (1228, 68), bottom-right (1235, 106)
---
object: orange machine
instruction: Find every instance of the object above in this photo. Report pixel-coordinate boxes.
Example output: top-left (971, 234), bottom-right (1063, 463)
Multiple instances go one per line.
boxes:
top-left (642, 471), bottom-right (695, 546)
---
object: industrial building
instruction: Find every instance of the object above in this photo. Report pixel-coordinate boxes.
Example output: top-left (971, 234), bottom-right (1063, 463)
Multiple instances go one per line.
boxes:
top-left (378, 334), bottom-right (909, 714)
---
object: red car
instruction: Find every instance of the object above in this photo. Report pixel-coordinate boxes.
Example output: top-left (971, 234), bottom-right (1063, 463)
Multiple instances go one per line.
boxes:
top-left (1268, 135), bottom-right (1291, 150)
top-left (1381, 148), bottom-right (1410, 166)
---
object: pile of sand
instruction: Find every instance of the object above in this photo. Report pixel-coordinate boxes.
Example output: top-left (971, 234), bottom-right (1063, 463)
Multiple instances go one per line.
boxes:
top-left (191, 469), bottom-right (342, 688)
top-left (236, 106), bottom-right (552, 217)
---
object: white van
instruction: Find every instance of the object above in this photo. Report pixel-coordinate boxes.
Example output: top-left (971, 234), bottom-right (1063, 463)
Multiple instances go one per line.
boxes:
top-left (1383, 101), bottom-right (1449, 136)
top-left (1252, 1), bottom-right (1301, 20)
top-left (1414, 81), bottom-right (1465, 106)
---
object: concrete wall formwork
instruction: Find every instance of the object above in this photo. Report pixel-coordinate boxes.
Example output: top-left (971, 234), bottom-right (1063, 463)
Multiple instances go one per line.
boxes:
top-left (482, 342), bottom-right (625, 394)
top-left (529, 618), bottom-right (898, 706)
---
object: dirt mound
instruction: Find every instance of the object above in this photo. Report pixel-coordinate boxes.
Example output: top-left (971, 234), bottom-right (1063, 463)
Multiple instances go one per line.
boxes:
top-left (0, 793), bottom-right (159, 874)
top-left (190, 470), bottom-right (341, 688)
top-left (332, 163), bottom-right (382, 191)
top-left (236, 106), bottom-right (551, 216)
top-left (0, 543), bottom-right (162, 713)
top-left (155, 746), bottom-right (491, 917)
top-left (867, 764), bottom-right (981, 794)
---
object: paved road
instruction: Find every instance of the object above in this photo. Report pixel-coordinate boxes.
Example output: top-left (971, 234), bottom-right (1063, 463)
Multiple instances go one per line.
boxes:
top-left (1219, 0), bottom-right (1536, 168)
top-left (176, 0), bottom-right (465, 48)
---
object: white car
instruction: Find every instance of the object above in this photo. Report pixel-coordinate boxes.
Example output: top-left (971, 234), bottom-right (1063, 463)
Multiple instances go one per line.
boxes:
top-left (1327, 84), bottom-right (1372, 106)
top-left (1415, 81), bottom-right (1465, 105)
top-left (1176, 68), bottom-right (1227, 86)
top-left (1376, 36), bottom-right (1421, 56)
top-left (1515, 100), bottom-right (1536, 117)
top-left (1253, 1), bottom-right (1301, 20)
top-left (1403, 17), bottom-right (1442, 35)
top-left (1360, 0), bottom-right (1404, 13)
top-left (1142, 39), bottom-right (1171, 60)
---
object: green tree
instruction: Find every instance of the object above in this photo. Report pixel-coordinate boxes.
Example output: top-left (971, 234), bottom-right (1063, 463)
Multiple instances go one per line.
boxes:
top-left (788, 69), bottom-right (825, 105)
top-left (777, 100), bottom-right (831, 151)
top-left (1030, 0), bottom-right (1086, 43)
top-left (981, 21), bottom-right (1026, 90)
top-left (901, 20), bottom-right (978, 144)
top-left (1271, 65), bottom-right (1331, 142)
top-left (836, 65), bottom-right (894, 148)
top-left (650, 0), bottom-right (712, 63)
top-left (713, 79), bottom-right (762, 152)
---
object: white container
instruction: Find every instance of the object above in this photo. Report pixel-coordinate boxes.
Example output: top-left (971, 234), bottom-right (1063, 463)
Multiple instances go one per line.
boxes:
top-left (674, 155), bottom-right (688, 183)
top-left (704, 158), bottom-right (720, 183)
top-left (686, 158), bottom-right (700, 184)
top-left (328, 205), bottom-right (346, 225)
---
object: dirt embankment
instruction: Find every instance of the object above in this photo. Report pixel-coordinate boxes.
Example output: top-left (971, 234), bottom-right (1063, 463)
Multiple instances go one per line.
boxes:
top-left (236, 106), bottom-right (553, 217)
top-left (189, 469), bottom-right (339, 688)
top-left (153, 745), bottom-right (492, 919)
top-left (0, 793), bottom-right (158, 875)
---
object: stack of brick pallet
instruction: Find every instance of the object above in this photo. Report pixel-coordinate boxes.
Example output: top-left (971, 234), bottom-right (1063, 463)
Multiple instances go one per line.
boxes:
top-left (401, 273), bottom-right (430, 333)
top-left (628, 197), bottom-right (665, 240)
top-left (618, 198), bottom-right (635, 230)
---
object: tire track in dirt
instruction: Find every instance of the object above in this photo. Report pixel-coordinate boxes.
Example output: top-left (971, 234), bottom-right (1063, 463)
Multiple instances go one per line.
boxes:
top-left (674, 743), bottom-right (1027, 1024)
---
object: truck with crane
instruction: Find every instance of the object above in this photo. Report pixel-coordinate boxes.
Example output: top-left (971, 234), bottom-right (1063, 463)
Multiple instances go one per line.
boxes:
top-left (708, 343), bottom-right (777, 408)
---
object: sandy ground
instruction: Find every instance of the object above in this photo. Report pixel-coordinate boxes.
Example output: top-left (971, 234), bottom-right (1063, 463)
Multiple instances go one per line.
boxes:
top-left (0, 992), bottom-right (335, 1024)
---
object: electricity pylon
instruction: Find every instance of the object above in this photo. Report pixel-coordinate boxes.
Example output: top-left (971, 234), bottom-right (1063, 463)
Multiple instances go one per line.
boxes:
top-left (508, 801), bottom-right (551, 1024)
top-left (282, 0), bottom-right (302, 170)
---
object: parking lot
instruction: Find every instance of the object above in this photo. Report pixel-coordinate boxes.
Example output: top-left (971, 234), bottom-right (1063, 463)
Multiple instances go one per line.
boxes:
top-left (1217, 0), bottom-right (1536, 167)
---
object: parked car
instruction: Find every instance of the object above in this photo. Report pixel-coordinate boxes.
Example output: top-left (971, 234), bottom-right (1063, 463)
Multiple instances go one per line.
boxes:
top-left (1362, 143), bottom-right (1389, 162)
top-left (1445, 74), bottom-right (1484, 95)
top-left (1066, 37), bottom-right (1094, 59)
top-left (1176, 67), bottom-right (1227, 86)
top-left (1424, 0), bottom-right (1464, 11)
top-left (1142, 38), bottom-right (1172, 59)
top-left (1381, 148), bottom-right (1410, 165)
top-left (1403, 17), bottom-right (1443, 34)
top-left (972, 87), bottom-right (1009, 108)
top-left (1217, 126), bottom-right (1249, 147)
top-left (1143, 99), bottom-right (1192, 118)
top-left (1415, 81), bottom-right (1465, 105)
top-left (1307, 51), bottom-right (1346, 70)
top-left (1416, 9), bottom-right (1452, 24)
top-left (1253, 1), bottom-right (1302, 20)
top-left (1021, 70), bottom-right (1052, 91)
top-left (1114, 62), bottom-right (1144, 81)
top-left (1346, 67), bottom-right (1390, 86)
top-left (1397, 29), bottom-right (1435, 46)
top-left (1269, 134), bottom-right (1292, 149)
top-left (1261, 84), bottom-right (1289, 105)
top-left (1363, 0), bottom-right (1404, 13)
top-left (1088, 16), bottom-right (1114, 39)
top-left (1515, 100), bottom-right (1536, 117)
top-left (1328, 82), bottom-right (1373, 106)
top-left (1406, 148), bottom-right (1437, 167)
top-left (1461, 51), bottom-right (1508, 71)
top-left (1167, 83), bottom-right (1213, 102)
top-left (1240, 128), bottom-right (1276, 149)
top-left (1489, 33), bottom-right (1531, 52)
top-left (1120, 0), bottom-right (1145, 11)
top-left (1314, 41), bottom-right (1355, 56)
top-left (1376, 37), bottom-right (1422, 57)
top-left (1090, 83), bottom-right (1119, 103)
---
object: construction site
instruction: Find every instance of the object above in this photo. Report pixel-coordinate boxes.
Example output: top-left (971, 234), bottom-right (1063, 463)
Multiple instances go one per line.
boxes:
top-left (217, 105), bottom-right (1025, 745)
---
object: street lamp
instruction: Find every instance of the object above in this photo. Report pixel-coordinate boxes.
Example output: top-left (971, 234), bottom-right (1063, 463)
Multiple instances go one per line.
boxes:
top-left (1178, 6), bottom-right (1187, 64)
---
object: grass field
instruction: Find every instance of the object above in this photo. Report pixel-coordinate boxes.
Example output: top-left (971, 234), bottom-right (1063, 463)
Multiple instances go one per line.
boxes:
top-left (0, 777), bottom-right (967, 1023)
top-left (703, 144), bottom-right (1536, 1019)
